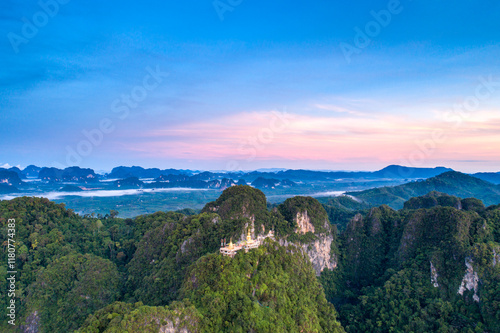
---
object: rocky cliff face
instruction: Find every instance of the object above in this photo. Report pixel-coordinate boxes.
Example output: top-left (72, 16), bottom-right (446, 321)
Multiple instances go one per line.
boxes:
top-left (279, 209), bottom-right (337, 276)
top-left (430, 261), bottom-right (439, 288)
top-left (158, 319), bottom-right (190, 333)
top-left (279, 234), bottom-right (337, 276)
top-left (457, 257), bottom-right (480, 302)
top-left (295, 211), bottom-right (315, 234)
top-left (21, 311), bottom-right (39, 333)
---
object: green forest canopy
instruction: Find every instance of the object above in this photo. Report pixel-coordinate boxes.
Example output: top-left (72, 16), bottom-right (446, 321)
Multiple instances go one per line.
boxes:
top-left (0, 186), bottom-right (499, 332)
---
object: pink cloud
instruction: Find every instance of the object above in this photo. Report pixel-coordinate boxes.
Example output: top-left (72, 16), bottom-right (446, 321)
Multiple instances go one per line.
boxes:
top-left (120, 109), bottom-right (500, 168)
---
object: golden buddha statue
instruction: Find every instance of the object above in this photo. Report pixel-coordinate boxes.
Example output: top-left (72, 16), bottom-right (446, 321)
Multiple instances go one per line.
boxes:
top-left (246, 228), bottom-right (253, 244)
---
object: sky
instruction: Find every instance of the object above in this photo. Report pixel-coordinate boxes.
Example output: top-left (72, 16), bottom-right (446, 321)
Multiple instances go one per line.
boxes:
top-left (1, 0), bottom-right (500, 172)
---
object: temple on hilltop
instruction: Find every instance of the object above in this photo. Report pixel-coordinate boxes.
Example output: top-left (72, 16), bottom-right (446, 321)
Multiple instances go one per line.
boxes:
top-left (220, 227), bottom-right (275, 257)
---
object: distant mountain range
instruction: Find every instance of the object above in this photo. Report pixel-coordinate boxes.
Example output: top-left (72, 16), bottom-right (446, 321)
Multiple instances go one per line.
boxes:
top-left (3, 164), bottom-right (499, 181)
top-left (108, 166), bottom-right (193, 179)
top-left (0, 169), bottom-right (23, 186)
top-left (472, 171), bottom-right (500, 184)
top-left (348, 171), bottom-right (500, 209)
top-left (1, 165), bottom-right (500, 197)
top-left (251, 177), bottom-right (296, 189)
top-left (1, 165), bottom-right (41, 179)
top-left (39, 167), bottom-right (99, 183)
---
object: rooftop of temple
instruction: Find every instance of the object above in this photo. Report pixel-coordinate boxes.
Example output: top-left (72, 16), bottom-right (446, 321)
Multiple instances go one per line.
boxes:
top-left (220, 228), bottom-right (275, 257)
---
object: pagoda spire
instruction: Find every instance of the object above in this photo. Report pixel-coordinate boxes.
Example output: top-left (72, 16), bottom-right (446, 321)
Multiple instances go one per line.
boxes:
top-left (246, 227), bottom-right (253, 243)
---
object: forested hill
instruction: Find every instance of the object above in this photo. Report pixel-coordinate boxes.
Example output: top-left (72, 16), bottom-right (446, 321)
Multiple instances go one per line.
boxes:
top-left (77, 243), bottom-right (344, 333)
top-left (329, 192), bottom-right (500, 332)
top-left (1, 186), bottom-right (499, 332)
top-left (0, 187), bottom-right (342, 332)
top-left (348, 171), bottom-right (500, 209)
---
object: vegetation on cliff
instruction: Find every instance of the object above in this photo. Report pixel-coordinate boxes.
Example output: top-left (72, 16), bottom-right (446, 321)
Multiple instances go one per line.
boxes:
top-left (180, 241), bottom-right (344, 332)
top-left (331, 192), bottom-right (500, 332)
top-left (1, 185), bottom-right (500, 332)
top-left (77, 301), bottom-right (202, 333)
top-left (25, 253), bottom-right (121, 332)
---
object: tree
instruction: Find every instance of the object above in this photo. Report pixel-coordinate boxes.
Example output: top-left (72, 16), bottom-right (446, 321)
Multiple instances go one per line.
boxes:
top-left (23, 253), bottom-right (121, 332)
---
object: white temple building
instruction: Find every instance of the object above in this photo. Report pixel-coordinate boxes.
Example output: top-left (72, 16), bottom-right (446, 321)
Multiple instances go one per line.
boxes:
top-left (220, 228), bottom-right (275, 257)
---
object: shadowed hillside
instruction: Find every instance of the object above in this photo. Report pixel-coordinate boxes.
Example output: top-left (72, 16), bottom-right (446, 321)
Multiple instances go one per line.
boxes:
top-left (348, 171), bottom-right (500, 209)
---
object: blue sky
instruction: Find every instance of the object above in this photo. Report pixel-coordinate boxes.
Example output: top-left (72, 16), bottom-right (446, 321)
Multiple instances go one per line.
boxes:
top-left (1, 0), bottom-right (500, 172)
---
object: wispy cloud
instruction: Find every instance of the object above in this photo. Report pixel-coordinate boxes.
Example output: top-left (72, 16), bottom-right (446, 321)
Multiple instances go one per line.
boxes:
top-left (314, 103), bottom-right (366, 116)
top-left (117, 109), bottom-right (500, 168)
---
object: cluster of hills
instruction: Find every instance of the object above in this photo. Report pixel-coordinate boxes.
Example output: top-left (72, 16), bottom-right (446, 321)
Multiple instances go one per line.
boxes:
top-left (1, 184), bottom-right (499, 332)
top-left (5, 164), bottom-right (500, 183)
top-left (3, 165), bottom-right (500, 220)
top-left (348, 171), bottom-right (500, 209)
top-left (1, 164), bottom-right (460, 183)
top-left (3, 165), bottom-right (500, 224)
top-left (0, 165), bottom-right (302, 193)
top-left (3, 164), bottom-right (500, 186)
top-left (2, 164), bottom-right (500, 194)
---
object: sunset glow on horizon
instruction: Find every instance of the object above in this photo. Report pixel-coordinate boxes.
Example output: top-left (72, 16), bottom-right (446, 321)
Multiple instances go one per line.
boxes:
top-left (115, 104), bottom-right (500, 172)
